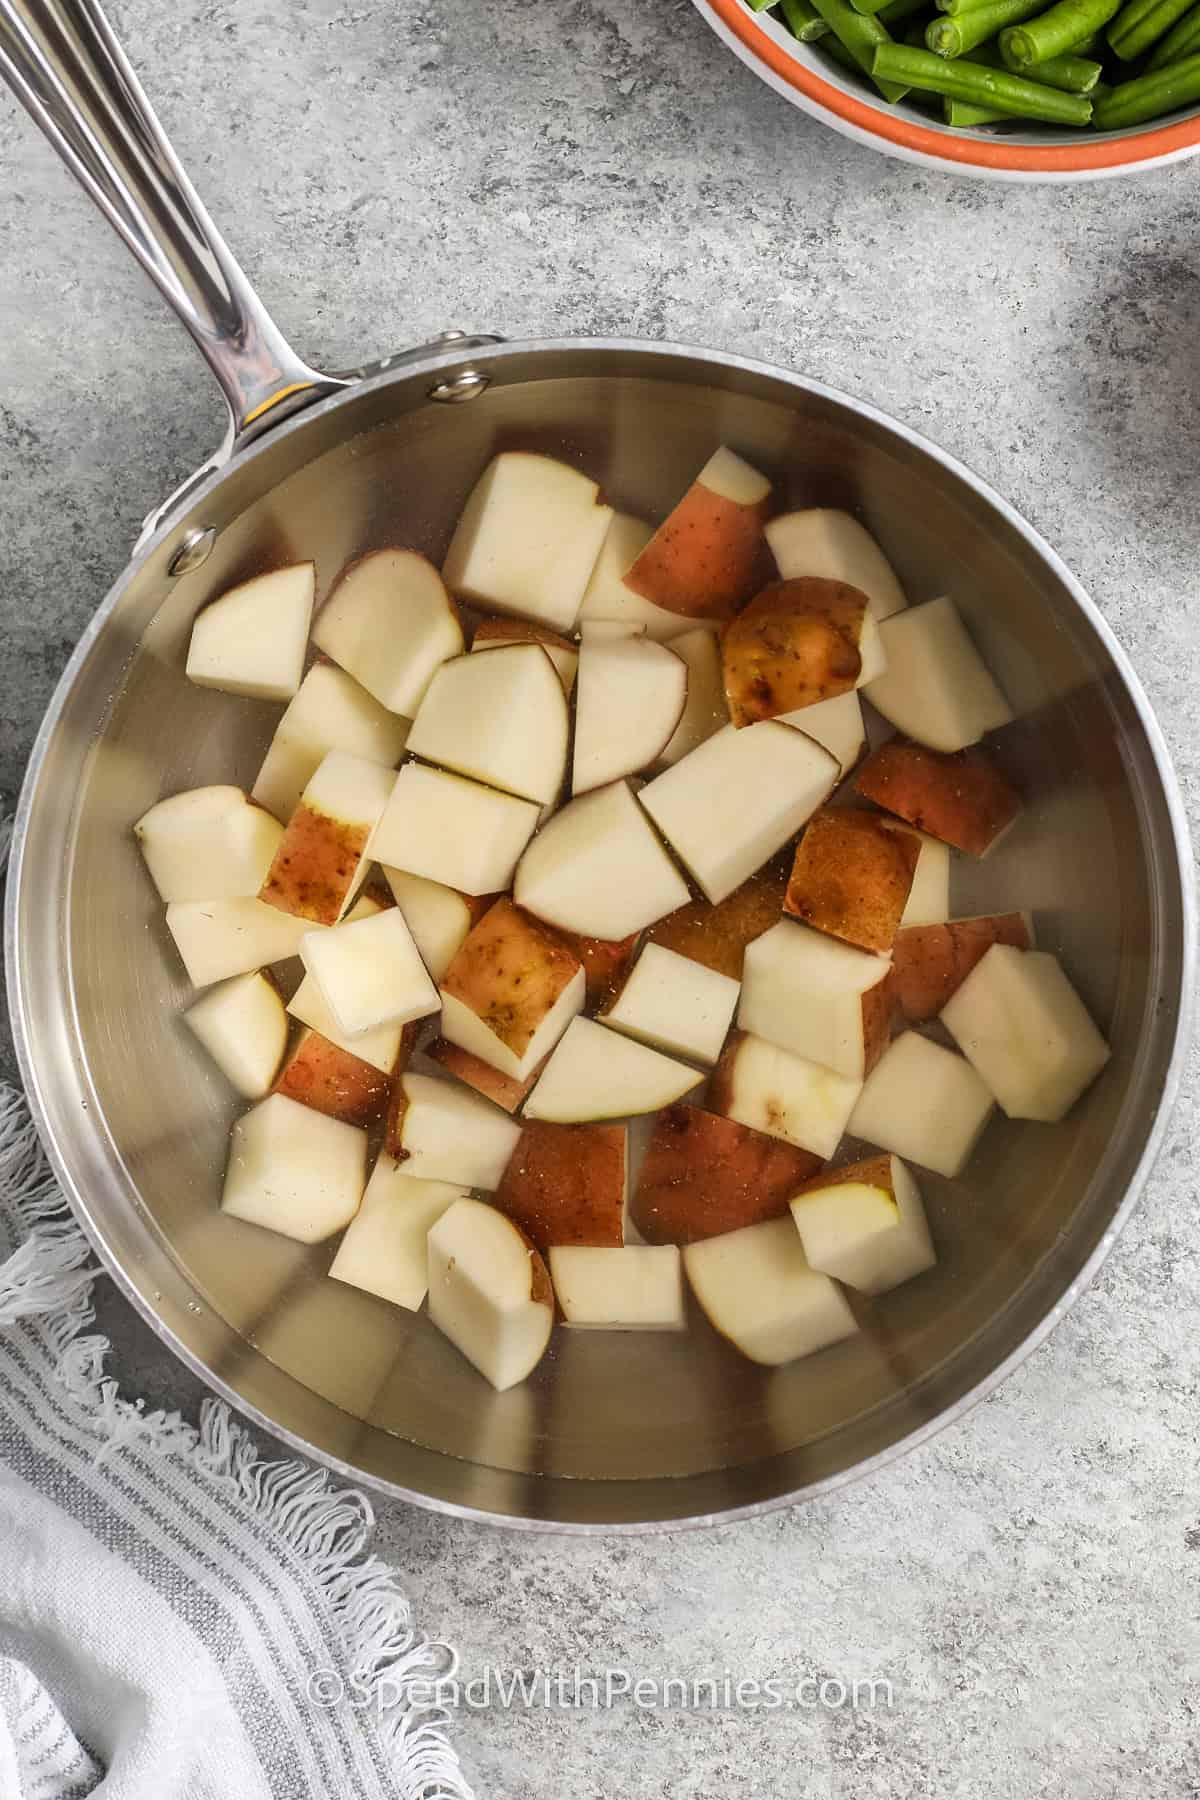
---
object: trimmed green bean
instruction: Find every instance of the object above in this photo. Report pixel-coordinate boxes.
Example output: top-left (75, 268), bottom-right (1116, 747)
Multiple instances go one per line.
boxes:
top-left (944, 93), bottom-right (1011, 115)
top-left (1067, 27), bottom-right (1105, 48)
top-left (781, 0), bottom-right (832, 39)
top-left (1092, 45), bottom-right (1200, 114)
top-left (872, 40), bottom-right (1096, 112)
top-left (1108, 0), bottom-right (1197, 55)
top-left (1147, 0), bottom-right (1200, 62)
top-left (926, 0), bottom-right (1044, 56)
top-left (819, 29), bottom-right (864, 63)
top-left (810, 0), bottom-right (912, 95)
top-left (999, 0), bottom-right (1119, 61)
top-left (998, 34), bottom-right (1104, 81)
top-left (934, 0), bottom-right (1001, 16)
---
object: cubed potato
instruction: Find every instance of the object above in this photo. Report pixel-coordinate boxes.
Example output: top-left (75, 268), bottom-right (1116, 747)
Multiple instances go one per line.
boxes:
top-left (783, 807), bottom-right (919, 954)
top-left (631, 1103), bottom-right (821, 1243)
top-left (471, 617), bottom-right (579, 694)
top-left (523, 1017), bottom-right (701, 1122)
top-left (683, 1217), bottom-right (858, 1367)
top-left (183, 970), bottom-right (288, 1098)
top-left (166, 897), bottom-right (316, 987)
top-left (624, 447), bottom-right (771, 620)
top-left (553, 928), bottom-right (640, 1011)
top-left (710, 1029), bottom-right (862, 1160)
top-left (601, 943), bottom-right (740, 1065)
top-left (493, 1120), bottom-right (626, 1250)
top-left (848, 1031), bottom-right (994, 1178)
top-left (789, 1153), bottom-right (936, 1296)
top-left (548, 1246), bottom-right (686, 1330)
top-left (372, 763), bottom-right (540, 895)
top-left (427, 1199), bottom-right (554, 1391)
top-left (221, 1093), bottom-right (366, 1242)
top-left (288, 897), bottom-right (416, 1075)
top-left (258, 751), bottom-right (395, 925)
top-left (386, 1072), bottom-right (522, 1188)
top-left (135, 786), bottom-right (283, 903)
top-left (273, 1028), bottom-right (391, 1126)
top-left (185, 564), bottom-right (314, 701)
top-left (638, 723), bottom-right (838, 907)
top-left (644, 862), bottom-right (787, 980)
top-left (656, 627), bottom-right (729, 768)
top-left (779, 689), bottom-right (865, 776)
top-left (380, 868), bottom-right (490, 983)
top-left (866, 596), bottom-right (1013, 755)
top-left (300, 906), bottom-right (439, 1037)
top-left (721, 578), bottom-right (867, 727)
top-left (329, 1162), bottom-right (467, 1311)
top-left (572, 634), bottom-right (687, 793)
top-left (438, 898), bottom-right (585, 1081)
top-left (251, 662), bottom-right (411, 823)
top-left (941, 945), bottom-right (1110, 1122)
top-left (890, 913), bottom-right (1033, 1025)
top-left (442, 452), bottom-right (613, 632)
top-left (407, 643), bottom-right (569, 805)
top-left (514, 780), bottom-right (690, 940)
top-left (578, 513), bottom-right (684, 639)
top-left (765, 509), bottom-right (907, 620)
top-left (425, 1038), bottom-right (541, 1113)
top-left (854, 739), bottom-right (1020, 857)
top-left (739, 919), bottom-right (891, 1080)
top-left (899, 830), bottom-right (951, 927)
top-left (312, 548), bottom-right (463, 716)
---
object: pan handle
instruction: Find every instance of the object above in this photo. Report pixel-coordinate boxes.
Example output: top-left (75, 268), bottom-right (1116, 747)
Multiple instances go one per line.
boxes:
top-left (0, 0), bottom-right (349, 442)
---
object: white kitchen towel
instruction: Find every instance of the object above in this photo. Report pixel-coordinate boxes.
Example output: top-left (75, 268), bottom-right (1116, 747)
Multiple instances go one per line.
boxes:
top-left (0, 1082), bottom-right (472, 1800)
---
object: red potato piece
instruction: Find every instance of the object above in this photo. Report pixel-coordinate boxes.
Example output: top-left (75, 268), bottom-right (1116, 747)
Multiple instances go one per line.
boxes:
top-left (259, 752), bottom-right (394, 925)
top-left (854, 739), bottom-right (1021, 857)
top-left (441, 898), bottom-right (584, 1067)
top-left (273, 1029), bottom-right (392, 1126)
top-left (643, 862), bottom-right (788, 981)
top-left (784, 807), bottom-right (920, 954)
top-left (721, 579), bottom-right (867, 728)
top-left (889, 913), bottom-right (1033, 1025)
top-left (553, 927), bottom-right (640, 1011)
top-left (425, 1038), bottom-right (541, 1114)
top-left (632, 1104), bottom-right (822, 1245)
top-left (493, 1121), bottom-right (626, 1251)
top-left (624, 448), bottom-right (771, 621)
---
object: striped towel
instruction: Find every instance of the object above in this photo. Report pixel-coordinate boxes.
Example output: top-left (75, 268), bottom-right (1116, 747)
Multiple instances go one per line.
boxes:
top-left (0, 1081), bottom-right (472, 1800)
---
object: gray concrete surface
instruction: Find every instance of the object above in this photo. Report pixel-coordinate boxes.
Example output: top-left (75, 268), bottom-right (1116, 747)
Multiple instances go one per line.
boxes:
top-left (2, 1), bottom-right (1200, 1794)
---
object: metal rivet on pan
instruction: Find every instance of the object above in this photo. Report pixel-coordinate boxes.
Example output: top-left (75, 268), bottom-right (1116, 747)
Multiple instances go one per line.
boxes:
top-left (168, 526), bottom-right (217, 575)
top-left (429, 368), bottom-right (490, 404)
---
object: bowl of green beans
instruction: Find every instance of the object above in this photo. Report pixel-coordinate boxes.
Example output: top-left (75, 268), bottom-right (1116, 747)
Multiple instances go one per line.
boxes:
top-left (696, 0), bottom-right (1200, 176)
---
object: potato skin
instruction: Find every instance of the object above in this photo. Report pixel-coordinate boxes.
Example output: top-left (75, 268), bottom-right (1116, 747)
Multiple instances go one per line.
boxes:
top-left (854, 740), bottom-right (1021, 857)
top-left (624, 481), bottom-right (769, 620)
top-left (553, 928), bottom-right (639, 1011)
top-left (721, 578), bottom-right (866, 728)
top-left (441, 898), bottom-right (582, 1057)
top-left (425, 1037), bottom-right (539, 1113)
top-left (259, 803), bottom-right (369, 924)
top-left (784, 807), bottom-right (920, 953)
top-left (632, 1103), bottom-right (821, 1244)
top-left (493, 1121), bottom-right (625, 1250)
top-left (273, 1030), bottom-right (390, 1125)
top-left (889, 913), bottom-right (1032, 1024)
top-left (644, 861), bottom-right (787, 980)
top-left (472, 618), bottom-right (576, 654)
top-left (861, 976), bottom-right (893, 1077)
top-left (791, 1152), bottom-right (895, 1202)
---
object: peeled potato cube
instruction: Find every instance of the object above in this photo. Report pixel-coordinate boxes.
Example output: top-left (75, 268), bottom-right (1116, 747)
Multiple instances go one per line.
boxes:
top-left (439, 898), bottom-right (585, 1081)
top-left (899, 830), bottom-right (951, 927)
top-left (890, 912), bottom-right (1033, 1025)
top-left (135, 786), bottom-right (283, 903)
top-left (443, 451), bottom-right (613, 632)
top-left (221, 1093), bottom-right (366, 1242)
top-left (710, 1029), bottom-right (862, 1160)
top-left (721, 578), bottom-right (867, 727)
top-left (300, 906), bottom-right (439, 1038)
top-left (372, 763), bottom-right (539, 895)
top-left (166, 897), bottom-right (316, 987)
top-left (514, 779), bottom-right (690, 941)
top-left (655, 627), bottom-right (728, 768)
top-left (684, 1217), bottom-right (858, 1367)
top-left (638, 723), bottom-right (838, 908)
top-left (259, 750), bottom-right (395, 925)
top-left (407, 643), bottom-right (569, 805)
top-left (739, 920), bottom-right (891, 1080)
top-left (784, 807), bottom-right (919, 954)
top-left (941, 945), bottom-right (1110, 1122)
top-left (183, 970), bottom-right (287, 1098)
top-left (272, 1028), bottom-right (391, 1125)
top-left (601, 943), bottom-right (739, 1066)
top-left (632, 1103), bottom-right (820, 1243)
top-left (523, 1017), bottom-right (702, 1122)
top-left (790, 1153), bottom-right (935, 1296)
top-left (186, 564), bottom-right (315, 701)
top-left (866, 596), bottom-right (1013, 754)
top-left (427, 1198), bottom-right (554, 1391)
top-left (572, 634), bottom-right (687, 793)
top-left (287, 978), bottom-right (413, 1078)
top-left (329, 1162), bottom-right (467, 1311)
top-left (426, 1038), bottom-right (540, 1113)
top-left (252, 663), bottom-right (410, 823)
top-left (313, 548), bottom-right (463, 716)
top-left (625, 447), bottom-right (771, 621)
top-left (766, 509), bottom-right (907, 621)
top-left (471, 617), bottom-right (579, 695)
top-left (849, 1032), bottom-right (994, 1178)
top-left (386, 1072), bottom-right (522, 1189)
top-left (549, 1246), bottom-right (685, 1330)
top-left (381, 868), bottom-right (486, 982)
top-left (578, 513), bottom-right (683, 639)
top-left (855, 739), bottom-right (1020, 858)
top-left (493, 1119), bottom-right (626, 1250)
top-left (644, 863), bottom-right (788, 981)
top-left (779, 689), bottom-right (865, 776)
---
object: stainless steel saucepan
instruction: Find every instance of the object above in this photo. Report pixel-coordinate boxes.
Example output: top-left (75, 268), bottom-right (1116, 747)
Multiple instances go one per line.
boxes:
top-left (3, 0), bottom-right (1193, 1531)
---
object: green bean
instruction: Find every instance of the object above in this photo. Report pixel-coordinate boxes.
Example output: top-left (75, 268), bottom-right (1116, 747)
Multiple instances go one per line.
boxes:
top-left (873, 40), bottom-right (1096, 111)
top-left (934, 0), bottom-right (1000, 16)
top-left (999, 0), bottom-right (1120, 60)
top-left (810, 0), bottom-right (912, 94)
top-left (781, 0), bottom-right (832, 39)
top-left (1068, 27), bottom-right (1105, 48)
top-left (819, 29), bottom-right (864, 63)
top-left (849, 0), bottom-right (896, 18)
top-left (998, 34), bottom-right (1104, 80)
top-left (944, 93), bottom-right (1011, 115)
top-left (1092, 45), bottom-right (1200, 113)
top-left (1108, 0), bottom-right (1195, 56)
top-left (1147, 0), bottom-right (1200, 61)
top-left (746, 0), bottom-right (777, 12)
top-left (926, 0), bottom-right (1044, 56)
